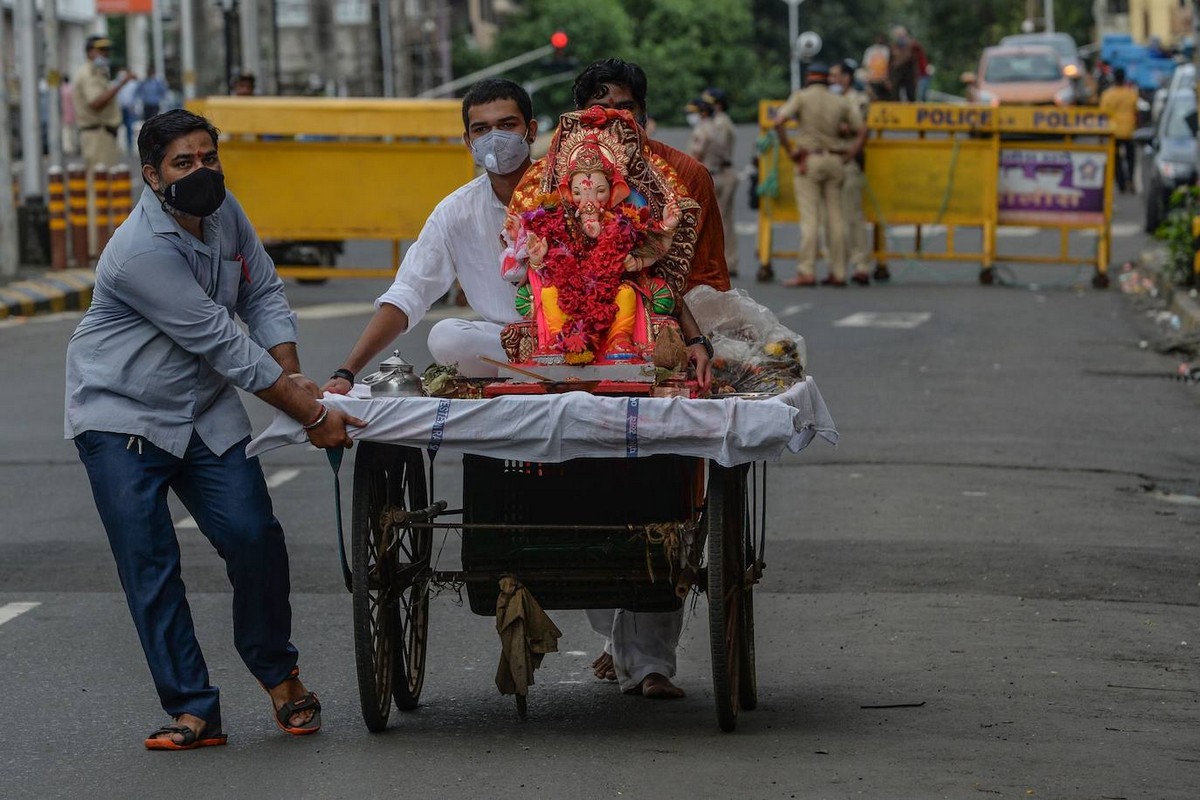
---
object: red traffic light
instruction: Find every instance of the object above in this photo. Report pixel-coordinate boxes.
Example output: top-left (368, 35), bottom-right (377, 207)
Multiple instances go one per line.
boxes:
top-left (550, 31), bottom-right (569, 49)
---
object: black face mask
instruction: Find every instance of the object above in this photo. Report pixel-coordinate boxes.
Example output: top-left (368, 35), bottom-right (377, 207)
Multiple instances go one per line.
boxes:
top-left (160, 167), bottom-right (226, 218)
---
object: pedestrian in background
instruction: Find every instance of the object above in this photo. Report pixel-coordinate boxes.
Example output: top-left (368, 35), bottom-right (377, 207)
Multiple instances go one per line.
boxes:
top-left (829, 60), bottom-right (873, 285)
top-left (72, 34), bottom-right (136, 256)
top-left (232, 72), bottom-right (256, 97)
top-left (136, 66), bottom-right (169, 120)
top-left (888, 26), bottom-right (918, 102)
top-left (772, 62), bottom-right (865, 286)
top-left (66, 108), bottom-right (364, 750)
top-left (689, 89), bottom-right (739, 278)
top-left (117, 75), bottom-right (141, 152)
top-left (863, 33), bottom-right (891, 101)
top-left (60, 75), bottom-right (77, 156)
top-left (1099, 67), bottom-right (1138, 194)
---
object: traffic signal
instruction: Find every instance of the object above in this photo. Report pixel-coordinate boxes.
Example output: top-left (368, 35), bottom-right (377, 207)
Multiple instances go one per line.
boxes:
top-left (544, 30), bottom-right (576, 72)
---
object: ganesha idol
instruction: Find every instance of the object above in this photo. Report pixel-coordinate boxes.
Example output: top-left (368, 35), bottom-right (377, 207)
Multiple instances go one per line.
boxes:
top-left (499, 106), bottom-right (700, 367)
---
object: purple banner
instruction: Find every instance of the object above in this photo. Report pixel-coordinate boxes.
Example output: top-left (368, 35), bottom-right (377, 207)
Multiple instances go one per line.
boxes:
top-left (997, 149), bottom-right (1108, 225)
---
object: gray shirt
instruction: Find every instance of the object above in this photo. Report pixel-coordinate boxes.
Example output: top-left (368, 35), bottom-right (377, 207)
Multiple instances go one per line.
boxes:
top-left (65, 186), bottom-right (298, 458)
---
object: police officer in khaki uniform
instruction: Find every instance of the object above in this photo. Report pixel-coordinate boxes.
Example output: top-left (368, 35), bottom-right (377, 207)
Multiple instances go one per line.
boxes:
top-left (690, 89), bottom-right (739, 278)
top-left (772, 62), bottom-right (864, 286)
top-left (72, 35), bottom-right (136, 256)
top-left (829, 60), bottom-right (874, 285)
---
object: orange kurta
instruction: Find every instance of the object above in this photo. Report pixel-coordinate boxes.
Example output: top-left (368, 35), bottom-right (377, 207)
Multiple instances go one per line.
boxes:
top-left (648, 140), bottom-right (731, 293)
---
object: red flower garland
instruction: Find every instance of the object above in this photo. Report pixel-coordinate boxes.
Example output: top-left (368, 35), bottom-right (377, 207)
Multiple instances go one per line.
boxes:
top-left (522, 202), bottom-right (649, 358)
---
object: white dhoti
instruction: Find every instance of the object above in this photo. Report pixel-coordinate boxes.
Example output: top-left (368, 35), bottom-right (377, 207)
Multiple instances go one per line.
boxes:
top-left (426, 318), bottom-right (508, 377)
top-left (586, 608), bottom-right (684, 693)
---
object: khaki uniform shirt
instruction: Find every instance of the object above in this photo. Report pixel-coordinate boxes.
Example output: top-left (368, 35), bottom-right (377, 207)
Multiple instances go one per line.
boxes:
top-left (774, 84), bottom-right (863, 153)
top-left (689, 111), bottom-right (735, 172)
top-left (844, 87), bottom-right (870, 122)
top-left (72, 62), bottom-right (121, 130)
top-left (709, 110), bottom-right (736, 170)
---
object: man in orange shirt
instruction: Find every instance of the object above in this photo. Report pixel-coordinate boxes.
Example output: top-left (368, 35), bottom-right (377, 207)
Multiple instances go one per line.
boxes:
top-left (1099, 67), bottom-right (1139, 194)
top-left (570, 58), bottom-right (731, 700)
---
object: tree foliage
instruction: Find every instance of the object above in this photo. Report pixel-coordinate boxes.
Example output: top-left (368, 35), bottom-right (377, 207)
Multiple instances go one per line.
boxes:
top-left (451, 0), bottom-right (1097, 121)
top-left (452, 0), bottom-right (763, 124)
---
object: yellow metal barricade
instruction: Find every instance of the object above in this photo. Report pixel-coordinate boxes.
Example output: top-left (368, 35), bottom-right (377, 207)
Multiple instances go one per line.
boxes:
top-left (188, 97), bottom-right (474, 279)
top-left (861, 103), bottom-right (998, 275)
top-left (991, 106), bottom-right (1115, 287)
top-left (755, 100), bottom-right (1115, 286)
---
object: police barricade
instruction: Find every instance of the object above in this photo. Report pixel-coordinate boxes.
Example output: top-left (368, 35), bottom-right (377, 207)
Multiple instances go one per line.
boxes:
top-left (990, 106), bottom-right (1115, 288)
top-left (754, 100), bottom-right (997, 279)
top-left (187, 97), bottom-right (474, 280)
top-left (755, 101), bottom-right (1114, 287)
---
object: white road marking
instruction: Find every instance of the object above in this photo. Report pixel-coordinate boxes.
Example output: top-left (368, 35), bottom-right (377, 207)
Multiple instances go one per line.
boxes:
top-left (735, 221), bottom-right (758, 236)
top-left (884, 225), bottom-right (1046, 239)
top-left (887, 224), bottom-right (946, 237)
top-left (564, 650), bottom-right (588, 657)
top-left (995, 226), bottom-right (1038, 238)
top-left (1107, 223), bottom-right (1142, 238)
top-left (834, 311), bottom-right (931, 329)
top-left (175, 468), bottom-right (301, 529)
top-left (779, 303), bottom-right (813, 318)
top-left (962, 491), bottom-right (989, 497)
top-left (295, 302), bottom-right (376, 320)
top-left (295, 302), bottom-right (481, 323)
top-left (0, 602), bottom-right (41, 626)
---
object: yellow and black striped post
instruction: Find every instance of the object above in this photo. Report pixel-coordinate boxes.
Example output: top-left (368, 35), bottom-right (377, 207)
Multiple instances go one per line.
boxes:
top-left (108, 164), bottom-right (133, 231)
top-left (47, 167), bottom-right (68, 270)
top-left (67, 163), bottom-right (90, 268)
top-left (93, 164), bottom-right (112, 254)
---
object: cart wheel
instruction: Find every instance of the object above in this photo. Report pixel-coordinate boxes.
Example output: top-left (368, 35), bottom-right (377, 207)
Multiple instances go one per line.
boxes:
top-left (351, 443), bottom-right (430, 731)
top-left (706, 463), bottom-right (748, 732)
top-left (979, 267), bottom-right (995, 285)
top-left (1091, 272), bottom-right (1110, 289)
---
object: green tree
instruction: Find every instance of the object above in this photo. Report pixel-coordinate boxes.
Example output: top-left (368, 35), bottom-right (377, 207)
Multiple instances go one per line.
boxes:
top-left (452, 0), bottom-right (635, 121)
top-left (625, 0), bottom-right (758, 123)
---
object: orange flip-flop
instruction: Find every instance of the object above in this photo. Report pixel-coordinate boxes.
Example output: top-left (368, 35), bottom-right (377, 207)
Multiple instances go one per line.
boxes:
top-left (144, 720), bottom-right (227, 751)
top-left (263, 666), bottom-right (322, 736)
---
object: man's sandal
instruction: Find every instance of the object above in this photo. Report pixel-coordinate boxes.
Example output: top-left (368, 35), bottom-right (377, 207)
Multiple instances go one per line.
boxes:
top-left (263, 666), bottom-right (322, 736)
top-left (144, 720), bottom-right (227, 751)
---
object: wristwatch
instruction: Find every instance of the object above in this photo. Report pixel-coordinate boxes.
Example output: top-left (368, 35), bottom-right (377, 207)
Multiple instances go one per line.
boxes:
top-left (685, 335), bottom-right (714, 359)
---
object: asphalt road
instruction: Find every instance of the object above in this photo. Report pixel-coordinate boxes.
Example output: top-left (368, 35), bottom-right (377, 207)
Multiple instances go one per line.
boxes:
top-left (2, 140), bottom-right (1198, 799)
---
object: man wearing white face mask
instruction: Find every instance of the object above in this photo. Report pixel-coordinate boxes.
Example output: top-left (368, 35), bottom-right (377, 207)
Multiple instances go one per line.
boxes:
top-left (324, 79), bottom-right (537, 388)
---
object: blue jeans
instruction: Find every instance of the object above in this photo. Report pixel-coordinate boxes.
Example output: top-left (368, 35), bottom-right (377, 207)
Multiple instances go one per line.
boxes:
top-left (74, 430), bottom-right (299, 725)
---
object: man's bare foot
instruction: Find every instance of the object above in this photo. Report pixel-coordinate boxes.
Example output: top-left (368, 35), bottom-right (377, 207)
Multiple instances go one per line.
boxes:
top-left (592, 652), bottom-right (617, 681)
top-left (268, 675), bottom-right (316, 729)
top-left (147, 712), bottom-right (206, 745)
top-left (638, 673), bottom-right (685, 699)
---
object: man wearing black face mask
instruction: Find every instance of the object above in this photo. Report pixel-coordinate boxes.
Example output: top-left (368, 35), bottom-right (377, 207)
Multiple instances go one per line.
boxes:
top-left (65, 109), bottom-right (365, 750)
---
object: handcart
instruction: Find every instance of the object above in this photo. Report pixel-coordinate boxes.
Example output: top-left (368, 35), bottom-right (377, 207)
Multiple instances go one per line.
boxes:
top-left (246, 380), bottom-right (836, 733)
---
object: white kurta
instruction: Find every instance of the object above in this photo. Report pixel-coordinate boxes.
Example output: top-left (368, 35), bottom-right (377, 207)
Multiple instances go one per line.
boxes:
top-left (375, 173), bottom-right (521, 330)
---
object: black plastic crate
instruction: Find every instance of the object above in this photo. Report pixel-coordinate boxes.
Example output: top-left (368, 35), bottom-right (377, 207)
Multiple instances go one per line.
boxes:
top-left (461, 454), bottom-right (700, 615)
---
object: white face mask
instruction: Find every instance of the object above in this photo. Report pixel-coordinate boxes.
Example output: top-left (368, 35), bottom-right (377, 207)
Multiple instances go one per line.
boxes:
top-left (685, 112), bottom-right (701, 127)
top-left (830, 84), bottom-right (845, 95)
top-left (471, 129), bottom-right (530, 175)
top-left (92, 55), bottom-right (111, 70)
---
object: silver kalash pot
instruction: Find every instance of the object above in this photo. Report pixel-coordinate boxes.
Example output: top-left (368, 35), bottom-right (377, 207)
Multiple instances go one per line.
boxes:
top-left (361, 350), bottom-right (424, 397)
